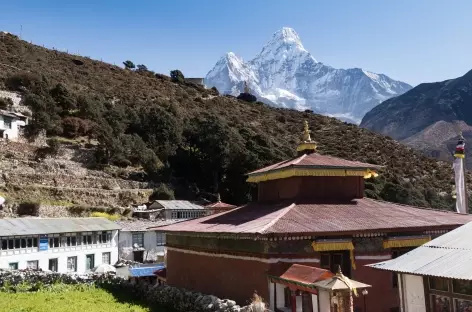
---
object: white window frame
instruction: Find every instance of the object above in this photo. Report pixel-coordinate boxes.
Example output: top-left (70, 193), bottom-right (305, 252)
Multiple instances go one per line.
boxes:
top-left (102, 252), bottom-right (111, 265)
top-left (132, 232), bottom-right (144, 248)
top-left (156, 232), bottom-right (166, 246)
top-left (67, 256), bottom-right (77, 272)
top-left (27, 260), bottom-right (38, 270)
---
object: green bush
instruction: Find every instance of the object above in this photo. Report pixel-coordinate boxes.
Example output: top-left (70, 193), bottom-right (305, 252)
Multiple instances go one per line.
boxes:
top-left (149, 184), bottom-right (175, 201)
top-left (0, 97), bottom-right (13, 110)
top-left (17, 201), bottom-right (40, 216)
top-left (170, 70), bottom-right (185, 83)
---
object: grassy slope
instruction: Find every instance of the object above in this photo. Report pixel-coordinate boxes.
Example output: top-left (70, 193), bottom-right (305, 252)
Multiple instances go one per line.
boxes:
top-left (0, 286), bottom-right (170, 312)
top-left (0, 33), bottom-right (467, 210)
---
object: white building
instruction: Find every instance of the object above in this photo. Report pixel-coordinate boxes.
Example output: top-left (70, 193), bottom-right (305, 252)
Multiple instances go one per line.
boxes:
top-left (147, 200), bottom-right (208, 219)
top-left (0, 217), bottom-right (120, 273)
top-left (0, 110), bottom-right (23, 141)
top-left (369, 221), bottom-right (472, 312)
top-left (117, 220), bottom-right (180, 263)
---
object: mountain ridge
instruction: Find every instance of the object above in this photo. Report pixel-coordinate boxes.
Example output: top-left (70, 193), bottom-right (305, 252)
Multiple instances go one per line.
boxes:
top-left (205, 27), bottom-right (412, 123)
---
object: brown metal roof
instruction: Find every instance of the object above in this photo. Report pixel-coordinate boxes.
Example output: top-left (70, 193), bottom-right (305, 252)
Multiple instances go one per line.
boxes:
top-left (205, 201), bottom-right (237, 209)
top-left (153, 198), bottom-right (472, 235)
top-left (248, 153), bottom-right (382, 176)
top-left (270, 264), bottom-right (334, 285)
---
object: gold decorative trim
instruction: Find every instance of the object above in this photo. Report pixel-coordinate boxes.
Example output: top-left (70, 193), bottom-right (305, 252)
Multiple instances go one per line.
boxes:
top-left (247, 168), bottom-right (371, 183)
top-left (312, 240), bottom-right (356, 270)
top-left (296, 142), bottom-right (317, 152)
top-left (382, 236), bottom-right (431, 249)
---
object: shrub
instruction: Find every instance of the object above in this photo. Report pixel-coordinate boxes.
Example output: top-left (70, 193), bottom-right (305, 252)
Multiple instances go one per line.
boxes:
top-left (4, 72), bottom-right (43, 92)
top-left (0, 97), bottom-right (13, 110)
top-left (62, 117), bottom-right (95, 138)
top-left (211, 86), bottom-right (219, 95)
top-left (90, 211), bottom-right (120, 221)
top-left (170, 70), bottom-right (185, 83)
top-left (122, 60), bottom-right (135, 69)
top-left (237, 93), bottom-right (257, 103)
top-left (149, 184), bottom-right (175, 201)
top-left (34, 138), bottom-right (60, 160)
top-left (17, 201), bottom-right (40, 216)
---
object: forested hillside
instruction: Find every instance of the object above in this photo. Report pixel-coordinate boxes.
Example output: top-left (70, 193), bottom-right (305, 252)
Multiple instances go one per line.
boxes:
top-left (0, 32), bottom-right (465, 209)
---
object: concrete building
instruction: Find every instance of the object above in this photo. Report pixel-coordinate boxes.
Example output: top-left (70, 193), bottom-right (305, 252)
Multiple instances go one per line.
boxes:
top-left (147, 200), bottom-right (208, 219)
top-left (0, 110), bottom-right (23, 141)
top-left (0, 217), bottom-right (120, 273)
top-left (369, 221), bottom-right (472, 312)
top-left (117, 220), bottom-right (180, 263)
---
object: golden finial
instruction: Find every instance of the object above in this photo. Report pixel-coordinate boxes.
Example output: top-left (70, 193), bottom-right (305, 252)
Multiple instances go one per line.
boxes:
top-left (296, 120), bottom-right (317, 154)
top-left (302, 120), bottom-right (312, 142)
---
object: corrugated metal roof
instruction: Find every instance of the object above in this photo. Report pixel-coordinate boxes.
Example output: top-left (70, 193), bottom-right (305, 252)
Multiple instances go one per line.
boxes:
top-left (248, 152), bottom-right (382, 176)
top-left (116, 219), bottom-right (183, 231)
top-left (0, 218), bottom-right (121, 236)
top-left (154, 200), bottom-right (204, 210)
top-left (368, 221), bottom-right (472, 279)
top-left (154, 198), bottom-right (472, 235)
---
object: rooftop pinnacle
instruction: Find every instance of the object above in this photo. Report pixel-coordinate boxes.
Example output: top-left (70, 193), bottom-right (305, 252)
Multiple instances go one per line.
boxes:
top-left (296, 120), bottom-right (317, 155)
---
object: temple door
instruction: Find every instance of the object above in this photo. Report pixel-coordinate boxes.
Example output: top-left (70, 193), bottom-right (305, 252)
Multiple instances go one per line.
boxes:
top-left (302, 292), bottom-right (314, 312)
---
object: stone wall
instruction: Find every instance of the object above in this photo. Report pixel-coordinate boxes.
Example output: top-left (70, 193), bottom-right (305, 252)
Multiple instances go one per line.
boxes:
top-left (0, 269), bottom-right (269, 312)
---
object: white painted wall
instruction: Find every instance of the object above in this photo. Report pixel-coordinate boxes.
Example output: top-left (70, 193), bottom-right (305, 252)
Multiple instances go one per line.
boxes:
top-left (296, 296), bottom-right (302, 312)
top-left (402, 274), bottom-right (426, 312)
top-left (276, 283), bottom-right (285, 309)
top-left (268, 281), bottom-right (275, 311)
top-left (0, 115), bottom-right (20, 141)
top-left (118, 231), bottom-right (165, 262)
top-left (0, 230), bottom-right (119, 274)
top-left (318, 290), bottom-right (331, 312)
top-left (312, 294), bottom-right (318, 312)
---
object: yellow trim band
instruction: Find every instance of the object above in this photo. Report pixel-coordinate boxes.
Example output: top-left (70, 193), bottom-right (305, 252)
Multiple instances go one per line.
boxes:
top-left (312, 241), bottom-right (356, 270)
top-left (247, 168), bottom-right (372, 183)
top-left (296, 143), bottom-right (317, 152)
top-left (382, 236), bottom-right (431, 249)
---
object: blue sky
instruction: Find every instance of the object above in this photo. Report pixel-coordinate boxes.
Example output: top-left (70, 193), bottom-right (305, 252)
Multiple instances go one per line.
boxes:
top-left (1, 0), bottom-right (471, 86)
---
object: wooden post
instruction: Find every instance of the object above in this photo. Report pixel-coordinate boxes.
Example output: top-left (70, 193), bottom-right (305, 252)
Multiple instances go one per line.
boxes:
top-left (291, 290), bottom-right (297, 312)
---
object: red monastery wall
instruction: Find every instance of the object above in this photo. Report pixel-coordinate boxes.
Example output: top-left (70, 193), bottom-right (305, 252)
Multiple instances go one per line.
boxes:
top-left (166, 248), bottom-right (271, 304)
top-left (353, 257), bottom-right (400, 312)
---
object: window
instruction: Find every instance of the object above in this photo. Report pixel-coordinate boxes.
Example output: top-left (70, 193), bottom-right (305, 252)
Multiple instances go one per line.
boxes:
top-left (8, 239), bottom-right (13, 249)
top-left (14, 238), bottom-right (20, 249)
top-left (33, 237), bottom-right (38, 247)
top-left (49, 237), bottom-right (60, 248)
top-left (49, 258), bottom-right (58, 272)
top-left (102, 252), bottom-right (111, 265)
top-left (21, 238), bottom-right (27, 248)
top-left (86, 254), bottom-right (95, 271)
top-left (320, 251), bottom-right (351, 277)
top-left (156, 233), bottom-right (166, 246)
top-left (453, 280), bottom-right (472, 295)
top-left (177, 211), bottom-right (182, 219)
top-left (27, 238), bottom-right (33, 248)
top-left (27, 260), bottom-right (38, 270)
top-left (1, 240), bottom-right (6, 250)
top-left (3, 117), bottom-right (12, 129)
top-left (454, 298), bottom-right (472, 311)
top-left (430, 294), bottom-right (451, 312)
top-left (83, 233), bottom-right (93, 245)
top-left (132, 233), bottom-right (144, 248)
top-left (9, 262), bottom-right (18, 270)
top-left (429, 277), bottom-right (449, 292)
top-left (67, 256), bottom-right (77, 272)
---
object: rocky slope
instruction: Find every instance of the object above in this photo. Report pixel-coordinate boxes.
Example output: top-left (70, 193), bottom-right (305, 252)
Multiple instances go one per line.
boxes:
top-left (361, 69), bottom-right (472, 140)
top-left (205, 27), bottom-right (412, 123)
top-left (361, 69), bottom-right (472, 166)
top-left (0, 31), bottom-right (466, 211)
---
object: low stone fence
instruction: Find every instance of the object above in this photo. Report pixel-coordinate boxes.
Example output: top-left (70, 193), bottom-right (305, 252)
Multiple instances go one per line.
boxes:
top-left (0, 270), bottom-right (268, 312)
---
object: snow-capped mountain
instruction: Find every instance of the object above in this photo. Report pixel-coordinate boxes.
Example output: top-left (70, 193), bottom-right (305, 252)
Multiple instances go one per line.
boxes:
top-left (205, 27), bottom-right (412, 123)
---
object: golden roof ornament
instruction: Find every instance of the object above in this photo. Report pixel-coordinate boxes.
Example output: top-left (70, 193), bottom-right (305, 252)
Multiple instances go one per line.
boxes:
top-left (296, 120), bottom-right (317, 154)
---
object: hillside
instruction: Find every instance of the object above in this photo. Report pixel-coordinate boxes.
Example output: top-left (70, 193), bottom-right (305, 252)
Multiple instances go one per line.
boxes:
top-left (361, 69), bottom-right (472, 140)
top-left (0, 32), bottom-right (467, 211)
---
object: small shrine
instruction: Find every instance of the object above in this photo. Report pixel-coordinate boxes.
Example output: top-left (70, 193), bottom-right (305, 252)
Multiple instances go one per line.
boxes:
top-left (156, 121), bottom-right (472, 312)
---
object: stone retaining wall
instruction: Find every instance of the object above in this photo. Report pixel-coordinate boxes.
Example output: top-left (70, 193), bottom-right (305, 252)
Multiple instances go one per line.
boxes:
top-left (0, 270), bottom-right (269, 312)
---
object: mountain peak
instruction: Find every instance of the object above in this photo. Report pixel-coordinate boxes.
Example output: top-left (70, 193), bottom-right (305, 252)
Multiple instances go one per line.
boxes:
top-left (273, 27), bottom-right (302, 45)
